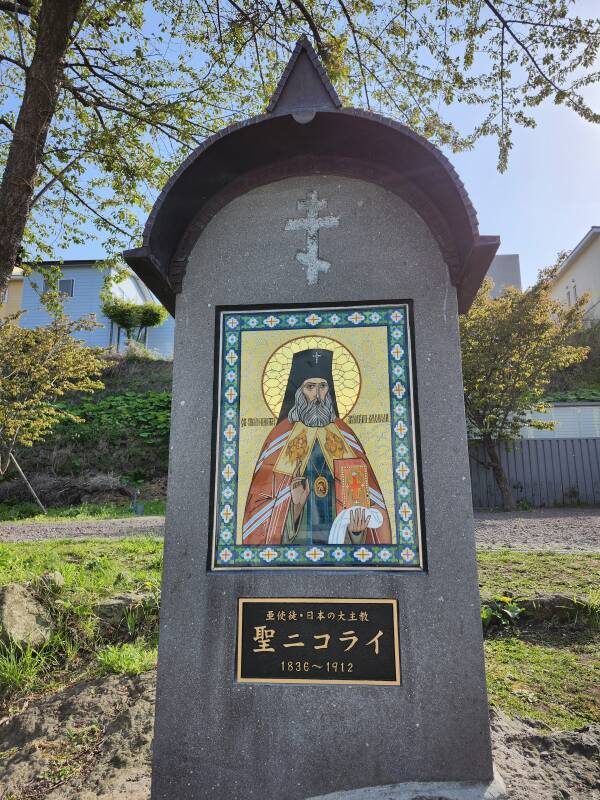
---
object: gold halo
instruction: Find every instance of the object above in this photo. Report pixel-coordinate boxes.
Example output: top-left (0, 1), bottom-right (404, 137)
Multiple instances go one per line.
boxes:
top-left (262, 336), bottom-right (361, 420)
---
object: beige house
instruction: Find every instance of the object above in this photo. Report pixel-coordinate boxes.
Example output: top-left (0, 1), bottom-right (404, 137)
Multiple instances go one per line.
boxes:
top-left (549, 226), bottom-right (600, 322)
top-left (0, 267), bottom-right (24, 319)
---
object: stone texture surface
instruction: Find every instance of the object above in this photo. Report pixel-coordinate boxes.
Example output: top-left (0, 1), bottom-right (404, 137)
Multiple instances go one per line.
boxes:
top-left (520, 594), bottom-right (583, 622)
top-left (154, 175), bottom-right (492, 799)
top-left (93, 592), bottom-right (151, 634)
top-left (41, 570), bottom-right (66, 590)
top-left (0, 582), bottom-right (53, 647)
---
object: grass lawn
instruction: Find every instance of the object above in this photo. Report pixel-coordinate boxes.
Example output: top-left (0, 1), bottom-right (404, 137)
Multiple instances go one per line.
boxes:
top-left (0, 537), bottom-right (163, 599)
top-left (485, 630), bottom-right (600, 730)
top-left (0, 538), bottom-right (598, 730)
top-left (0, 500), bottom-right (166, 523)
top-left (477, 549), bottom-right (600, 597)
top-left (0, 538), bottom-right (162, 711)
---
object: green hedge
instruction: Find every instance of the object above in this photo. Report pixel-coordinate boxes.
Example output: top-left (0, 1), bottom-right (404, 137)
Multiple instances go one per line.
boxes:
top-left (543, 387), bottom-right (600, 403)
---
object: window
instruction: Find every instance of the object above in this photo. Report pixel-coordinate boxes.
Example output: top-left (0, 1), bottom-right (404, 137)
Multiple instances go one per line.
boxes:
top-left (573, 284), bottom-right (578, 301)
top-left (58, 279), bottom-right (74, 297)
top-left (43, 278), bottom-right (74, 297)
top-left (566, 290), bottom-right (571, 306)
top-left (0, 287), bottom-right (7, 305)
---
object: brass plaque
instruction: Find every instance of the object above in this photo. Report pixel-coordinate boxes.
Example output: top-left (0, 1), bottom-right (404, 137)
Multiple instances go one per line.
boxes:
top-left (237, 598), bottom-right (400, 685)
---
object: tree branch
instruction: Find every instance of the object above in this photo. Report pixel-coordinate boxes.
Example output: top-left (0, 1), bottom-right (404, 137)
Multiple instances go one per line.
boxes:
top-left (0, 1), bottom-right (31, 16)
top-left (0, 54), bottom-right (26, 70)
top-left (483, 0), bottom-right (589, 112)
top-left (287, 0), bottom-right (325, 58)
top-left (30, 155), bottom-right (81, 209)
top-left (40, 159), bottom-right (133, 239)
top-left (338, 0), bottom-right (370, 107)
top-left (505, 19), bottom-right (592, 36)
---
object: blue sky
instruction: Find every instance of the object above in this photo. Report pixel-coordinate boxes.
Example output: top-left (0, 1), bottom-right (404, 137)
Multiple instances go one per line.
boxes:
top-left (452, 86), bottom-right (600, 289)
top-left (450, 0), bottom-right (600, 289)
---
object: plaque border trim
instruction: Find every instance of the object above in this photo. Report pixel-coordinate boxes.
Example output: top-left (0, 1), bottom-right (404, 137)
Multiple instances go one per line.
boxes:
top-left (236, 597), bottom-right (401, 686)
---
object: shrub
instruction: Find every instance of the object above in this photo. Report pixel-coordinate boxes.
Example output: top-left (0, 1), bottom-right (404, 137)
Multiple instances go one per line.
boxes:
top-left (0, 315), bottom-right (104, 475)
top-left (56, 392), bottom-right (171, 447)
top-left (102, 298), bottom-right (168, 341)
top-left (123, 340), bottom-right (165, 362)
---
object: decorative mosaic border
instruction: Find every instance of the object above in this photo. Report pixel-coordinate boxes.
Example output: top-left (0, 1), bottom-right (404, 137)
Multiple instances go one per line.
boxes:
top-left (211, 303), bottom-right (424, 570)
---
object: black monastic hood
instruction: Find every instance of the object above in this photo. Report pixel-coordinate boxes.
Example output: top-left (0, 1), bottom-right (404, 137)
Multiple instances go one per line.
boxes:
top-left (277, 348), bottom-right (339, 424)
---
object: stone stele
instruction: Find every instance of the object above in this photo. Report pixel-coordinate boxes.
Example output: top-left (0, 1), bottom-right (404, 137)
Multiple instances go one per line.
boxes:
top-left (125, 36), bottom-right (504, 800)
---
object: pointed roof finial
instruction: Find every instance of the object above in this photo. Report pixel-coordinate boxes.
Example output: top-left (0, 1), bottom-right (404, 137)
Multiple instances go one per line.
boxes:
top-left (267, 35), bottom-right (342, 119)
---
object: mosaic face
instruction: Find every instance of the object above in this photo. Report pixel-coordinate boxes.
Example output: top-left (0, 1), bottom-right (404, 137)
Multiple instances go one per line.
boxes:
top-left (211, 303), bottom-right (424, 570)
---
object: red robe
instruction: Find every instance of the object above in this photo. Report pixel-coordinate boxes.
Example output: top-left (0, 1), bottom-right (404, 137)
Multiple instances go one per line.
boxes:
top-left (242, 418), bottom-right (392, 545)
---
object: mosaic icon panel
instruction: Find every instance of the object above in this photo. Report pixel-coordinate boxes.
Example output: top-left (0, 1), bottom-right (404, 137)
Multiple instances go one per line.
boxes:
top-left (211, 303), bottom-right (424, 570)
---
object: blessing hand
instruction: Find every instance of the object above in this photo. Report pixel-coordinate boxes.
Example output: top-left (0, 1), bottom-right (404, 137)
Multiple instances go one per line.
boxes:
top-left (347, 507), bottom-right (371, 534)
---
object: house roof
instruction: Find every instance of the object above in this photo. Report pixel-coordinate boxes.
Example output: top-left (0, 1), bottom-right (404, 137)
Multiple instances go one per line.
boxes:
top-left (553, 226), bottom-right (600, 282)
top-left (123, 36), bottom-right (499, 316)
top-left (20, 259), bottom-right (160, 305)
top-left (26, 259), bottom-right (101, 270)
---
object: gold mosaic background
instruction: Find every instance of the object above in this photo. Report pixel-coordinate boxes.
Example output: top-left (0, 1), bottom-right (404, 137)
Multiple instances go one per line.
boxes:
top-left (236, 325), bottom-right (395, 543)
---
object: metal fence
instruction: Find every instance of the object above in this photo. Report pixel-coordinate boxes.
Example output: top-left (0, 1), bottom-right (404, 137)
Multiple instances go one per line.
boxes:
top-left (468, 438), bottom-right (600, 508)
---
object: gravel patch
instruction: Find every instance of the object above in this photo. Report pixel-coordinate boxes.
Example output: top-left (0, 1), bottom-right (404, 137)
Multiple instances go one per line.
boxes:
top-left (0, 509), bottom-right (599, 551)
top-left (475, 508), bottom-right (600, 552)
top-left (490, 711), bottom-right (600, 800)
top-left (0, 516), bottom-right (165, 543)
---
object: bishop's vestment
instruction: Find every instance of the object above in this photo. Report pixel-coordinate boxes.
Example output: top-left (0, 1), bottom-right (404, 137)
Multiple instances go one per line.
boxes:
top-left (242, 418), bottom-right (392, 546)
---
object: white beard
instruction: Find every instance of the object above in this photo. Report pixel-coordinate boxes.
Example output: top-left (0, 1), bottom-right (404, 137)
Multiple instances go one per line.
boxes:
top-left (287, 387), bottom-right (336, 427)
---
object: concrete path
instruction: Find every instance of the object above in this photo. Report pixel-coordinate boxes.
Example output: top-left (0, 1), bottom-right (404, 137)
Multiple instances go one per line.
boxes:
top-left (1, 508), bottom-right (599, 550)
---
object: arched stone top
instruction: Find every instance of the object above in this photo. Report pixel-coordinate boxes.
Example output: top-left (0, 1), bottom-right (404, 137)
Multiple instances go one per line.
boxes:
top-left (124, 38), bottom-right (498, 315)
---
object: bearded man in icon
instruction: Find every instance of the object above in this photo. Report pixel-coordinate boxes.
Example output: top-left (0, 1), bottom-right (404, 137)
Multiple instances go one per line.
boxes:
top-left (242, 348), bottom-right (391, 546)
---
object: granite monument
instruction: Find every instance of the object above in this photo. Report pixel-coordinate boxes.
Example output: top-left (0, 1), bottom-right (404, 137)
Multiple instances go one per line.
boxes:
top-left (125, 36), bottom-right (504, 800)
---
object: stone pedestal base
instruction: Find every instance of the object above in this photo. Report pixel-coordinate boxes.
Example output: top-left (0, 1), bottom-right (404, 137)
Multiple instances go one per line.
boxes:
top-left (307, 768), bottom-right (506, 800)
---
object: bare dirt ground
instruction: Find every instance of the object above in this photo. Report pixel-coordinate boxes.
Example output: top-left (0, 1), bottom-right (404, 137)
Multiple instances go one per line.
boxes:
top-left (1, 509), bottom-right (599, 550)
top-left (0, 672), bottom-right (598, 799)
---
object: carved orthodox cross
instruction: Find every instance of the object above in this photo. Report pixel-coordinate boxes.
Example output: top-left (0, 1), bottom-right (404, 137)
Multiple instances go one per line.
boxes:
top-left (285, 190), bottom-right (339, 285)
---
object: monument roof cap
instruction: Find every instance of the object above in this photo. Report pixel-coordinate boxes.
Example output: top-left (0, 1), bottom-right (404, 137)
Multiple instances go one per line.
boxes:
top-left (123, 38), bottom-right (499, 316)
top-left (267, 35), bottom-right (342, 116)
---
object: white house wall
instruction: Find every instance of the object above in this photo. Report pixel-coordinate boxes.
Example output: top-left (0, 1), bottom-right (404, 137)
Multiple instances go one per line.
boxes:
top-left (550, 233), bottom-right (600, 321)
top-left (113, 274), bottom-right (148, 303)
top-left (486, 254), bottom-right (522, 297)
top-left (521, 403), bottom-right (600, 438)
